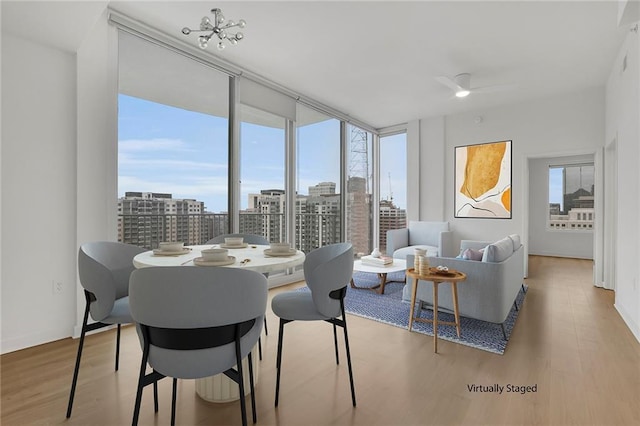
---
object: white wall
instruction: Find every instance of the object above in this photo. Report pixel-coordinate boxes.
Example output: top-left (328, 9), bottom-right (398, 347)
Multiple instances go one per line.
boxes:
top-left (1, 34), bottom-right (78, 352)
top-left (75, 11), bottom-right (118, 334)
top-left (606, 29), bottom-right (640, 341)
top-left (528, 154), bottom-right (595, 259)
top-left (417, 88), bottom-right (605, 256)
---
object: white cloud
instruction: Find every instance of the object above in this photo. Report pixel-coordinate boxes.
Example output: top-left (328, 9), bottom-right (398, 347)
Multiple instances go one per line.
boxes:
top-left (118, 155), bottom-right (228, 171)
top-left (119, 138), bottom-right (190, 152)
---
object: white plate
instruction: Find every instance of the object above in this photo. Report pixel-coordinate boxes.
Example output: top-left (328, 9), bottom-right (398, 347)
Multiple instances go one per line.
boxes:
top-left (264, 248), bottom-right (298, 257)
top-left (193, 256), bottom-right (236, 266)
top-left (219, 242), bottom-right (249, 249)
top-left (153, 248), bottom-right (191, 256)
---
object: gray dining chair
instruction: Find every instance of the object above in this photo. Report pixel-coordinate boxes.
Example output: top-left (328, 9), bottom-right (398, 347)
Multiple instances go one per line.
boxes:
top-left (66, 241), bottom-right (146, 418)
top-left (207, 233), bottom-right (271, 359)
top-left (129, 266), bottom-right (268, 426)
top-left (271, 242), bottom-right (356, 407)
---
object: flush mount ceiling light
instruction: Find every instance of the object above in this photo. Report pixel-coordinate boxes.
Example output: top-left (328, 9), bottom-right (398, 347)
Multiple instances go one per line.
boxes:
top-left (181, 7), bottom-right (245, 50)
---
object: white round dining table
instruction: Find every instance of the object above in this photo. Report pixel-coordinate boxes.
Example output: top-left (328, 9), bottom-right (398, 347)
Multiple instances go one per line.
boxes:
top-left (132, 244), bottom-right (305, 403)
top-left (132, 244), bottom-right (305, 274)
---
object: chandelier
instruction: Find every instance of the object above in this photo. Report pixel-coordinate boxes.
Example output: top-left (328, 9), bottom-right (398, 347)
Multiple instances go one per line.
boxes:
top-left (181, 8), bottom-right (246, 50)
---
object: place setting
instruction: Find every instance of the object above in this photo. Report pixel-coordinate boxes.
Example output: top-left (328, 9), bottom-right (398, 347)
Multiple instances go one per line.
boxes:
top-left (264, 242), bottom-right (297, 257)
top-left (152, 242), bottom-right (191, 256)
top-left (218, 236), bottom-right (249, 249)
top-left (193, 248), bottom-right (236, 266)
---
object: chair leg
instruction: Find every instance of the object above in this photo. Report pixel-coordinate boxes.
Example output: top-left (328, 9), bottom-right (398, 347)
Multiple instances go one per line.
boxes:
top-left (341, 303), bottom-right (357, 407)
top-left (500, 323), bottom-right (508, 340)
top-left (66, 300), bottom-right (91, 418)
top-left (333, 323), bottom-right (340, 365)
top-left (171, 378), bottom-right (178, 426)
top-left (132, 351), bottom-right (148, 426)
top-left (153, 380), bottom-right (159, 412)
top-left (513, 299), bottom-right (519, 311)
top-left (234, 329), bottom-right (248, 426)
top-left (248, 352), bottom-right (257, 423)
top-left (263, 316), bottom-right (268, 336)
top-left (274, 318), bottom-right (286, 407)
top-left (115, 323), bottom-right (121, 371)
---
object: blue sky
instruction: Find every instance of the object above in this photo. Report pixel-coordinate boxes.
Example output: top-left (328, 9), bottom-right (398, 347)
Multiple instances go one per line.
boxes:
top-left (549, 167), bottom-right (563, 208)
top-left (118, 95), bottom-right (407, 212)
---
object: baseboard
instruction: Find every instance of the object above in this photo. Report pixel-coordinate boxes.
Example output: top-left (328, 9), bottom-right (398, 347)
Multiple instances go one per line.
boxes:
top-left (1, 329), bottom-right (71, 355)
top-left (614, 302), bottom-right (640, 344)
top-left (528, 251), bottom-right (593, 260)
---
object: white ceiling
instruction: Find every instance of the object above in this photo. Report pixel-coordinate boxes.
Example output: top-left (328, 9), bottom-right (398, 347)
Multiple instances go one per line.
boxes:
top-left (1, 1), bottom-right (629, 129)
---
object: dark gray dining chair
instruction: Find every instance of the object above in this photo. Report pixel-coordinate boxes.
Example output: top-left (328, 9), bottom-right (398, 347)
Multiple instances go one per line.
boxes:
top-left (129, 266), bottom-right (268, 426)
top-left (66, 241), bottom-right (146, 418)
top-left (207, 233), bottom-right (271, 359)
top-left (271, 242), bottom-right (356, 407)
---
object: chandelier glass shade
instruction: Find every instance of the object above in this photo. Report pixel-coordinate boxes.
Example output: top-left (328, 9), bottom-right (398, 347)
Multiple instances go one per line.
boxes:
top-left (181, 8), bottom-right (245, 50)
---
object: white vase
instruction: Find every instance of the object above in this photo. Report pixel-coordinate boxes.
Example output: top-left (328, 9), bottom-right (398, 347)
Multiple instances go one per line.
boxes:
top-left (371, 248), bottom-right (381, 258)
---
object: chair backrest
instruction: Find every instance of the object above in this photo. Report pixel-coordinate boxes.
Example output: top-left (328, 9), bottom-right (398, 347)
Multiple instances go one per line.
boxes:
top-left (408, 221), bottom-right (449, 246)
top-left (78, 241), bottom-right (146, 322)
top-left (206, 233), bottom-right (270, 245)
top-left (304, 243), bottom-right (354, 318)
top-left (129, 266), bottom-right (268, 379)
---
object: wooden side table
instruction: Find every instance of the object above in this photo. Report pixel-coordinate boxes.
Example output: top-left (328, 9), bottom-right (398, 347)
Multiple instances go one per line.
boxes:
top-left (406, 268), bottom-right (467, 353)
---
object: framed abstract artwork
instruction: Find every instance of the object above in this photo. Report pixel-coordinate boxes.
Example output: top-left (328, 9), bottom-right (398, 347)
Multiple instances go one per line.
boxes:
top-left (455, 140), bottom-right (512, 219)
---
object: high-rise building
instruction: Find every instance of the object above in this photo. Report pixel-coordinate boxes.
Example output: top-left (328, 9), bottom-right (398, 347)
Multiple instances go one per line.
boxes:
top-left (117, 192), bottom-right (211, 249)
top-left (242, 189), bottom-right (286, 242)
top-left (379, 199), bottom-right (407, 253)
top-left (347, 176), bottom-right (371, 256)
top-left (309, 182), bottom-right (336, 196)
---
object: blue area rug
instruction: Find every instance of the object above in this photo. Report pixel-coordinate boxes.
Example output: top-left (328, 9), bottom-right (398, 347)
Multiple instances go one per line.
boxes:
top-left (344, 271), bottom-right (527, 355)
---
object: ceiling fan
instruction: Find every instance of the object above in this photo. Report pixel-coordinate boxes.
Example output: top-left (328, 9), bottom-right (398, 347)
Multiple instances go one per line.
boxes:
top-left (436, 73), bottom-right (516, 98)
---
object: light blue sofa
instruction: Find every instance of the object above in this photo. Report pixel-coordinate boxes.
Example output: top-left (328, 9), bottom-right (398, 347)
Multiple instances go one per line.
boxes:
top-left (386, 221), bottom-right (454, 259)
top-left (402, 235), bottom-right (525, 330)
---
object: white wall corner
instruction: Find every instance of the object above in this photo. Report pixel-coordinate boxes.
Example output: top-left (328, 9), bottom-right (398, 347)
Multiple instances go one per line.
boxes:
top-left (75, 10), bottom-right (119, 334)
top-left (618, 0), bottom-right (640, 27)
top-left (406, 119), bottom-right (421, 221)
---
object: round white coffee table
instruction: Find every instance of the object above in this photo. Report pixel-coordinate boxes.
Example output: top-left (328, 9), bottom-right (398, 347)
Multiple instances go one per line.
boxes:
top-left (350, 258), bottom-right (407, 295)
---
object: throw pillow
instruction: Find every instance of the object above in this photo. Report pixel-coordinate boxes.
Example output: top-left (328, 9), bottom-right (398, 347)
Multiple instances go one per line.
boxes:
top-left (462, 248), bottom-right (484, 261)
top-left (482, 237), bottom-right (514, 262)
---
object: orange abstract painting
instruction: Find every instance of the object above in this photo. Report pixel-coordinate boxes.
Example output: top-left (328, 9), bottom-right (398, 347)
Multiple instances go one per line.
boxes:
top-left (455, 140), bottom-right (512, 218)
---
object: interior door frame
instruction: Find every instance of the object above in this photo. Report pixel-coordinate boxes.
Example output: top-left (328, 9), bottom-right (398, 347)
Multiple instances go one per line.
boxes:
top-left (603, 137), bottom-right (617, 290)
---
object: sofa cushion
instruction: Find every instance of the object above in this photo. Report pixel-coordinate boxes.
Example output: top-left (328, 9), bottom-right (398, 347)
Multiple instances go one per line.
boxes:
top-left (482, 237), bottom-right (514, 262)
top-left (393, 245), bottom-right (438, 260)
top-left (462, 248), bottom-right (484, 261)
top-left (508, 234), bottom-right (521, 251)
top-left (408, 221), bottom-right (449, 246)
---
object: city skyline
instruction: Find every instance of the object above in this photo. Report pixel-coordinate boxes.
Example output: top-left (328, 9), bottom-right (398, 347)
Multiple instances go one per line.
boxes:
top-left (118, 94), bottom-right (407, 213)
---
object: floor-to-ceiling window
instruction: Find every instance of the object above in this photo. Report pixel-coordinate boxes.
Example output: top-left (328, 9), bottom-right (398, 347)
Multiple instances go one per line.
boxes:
top-left (346, 124), bottom-right (374, 257)
top-left (117, 31), bottom-right (229, 249)
top-left (295, 105), bottom-right (342, 253)
top-left (115, 28), bottom-right (389, 264)
top-left (379, 132), bottom-right (407, 253)
top-left (238, 104), bottom-right (287, 243)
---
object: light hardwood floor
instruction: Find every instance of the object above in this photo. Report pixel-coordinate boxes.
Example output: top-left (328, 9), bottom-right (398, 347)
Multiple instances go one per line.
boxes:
top-left (2, 256), bottom-right (639, 425)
